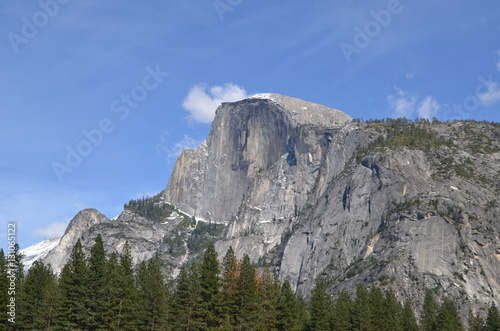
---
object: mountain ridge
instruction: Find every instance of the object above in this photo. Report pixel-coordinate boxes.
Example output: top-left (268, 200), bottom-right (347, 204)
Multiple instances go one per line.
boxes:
top-left (24, 94), bottom-right (500, 314)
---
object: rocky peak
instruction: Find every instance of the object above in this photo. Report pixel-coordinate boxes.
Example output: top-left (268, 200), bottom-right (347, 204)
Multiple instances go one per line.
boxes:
top-left (246, 93), bottom-right (352, 127)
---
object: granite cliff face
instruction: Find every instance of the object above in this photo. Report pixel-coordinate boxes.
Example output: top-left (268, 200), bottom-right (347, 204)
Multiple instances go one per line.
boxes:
top-left (39, 94), bottom-right (500, 312)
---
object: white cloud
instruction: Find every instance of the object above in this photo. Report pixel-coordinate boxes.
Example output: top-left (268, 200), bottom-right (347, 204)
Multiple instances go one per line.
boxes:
top-left (405, 72), bottom-right (414, 80)
top-left (417, 96), bottom-right (441, 119)
top-left (33, 221), bottom-right (68, 237)
top-left (169, 135), bottom-right (202, 158)
top-left (387, 87), bottom-right (441, 119)
top-left (496, 50), bottom-right (500, 71)
top-left (478, 80), bottom-right (500, 106)
top-left (182, 83), bottom-right (248, 123)
top-left (387, 87), bottom-right (417, 118)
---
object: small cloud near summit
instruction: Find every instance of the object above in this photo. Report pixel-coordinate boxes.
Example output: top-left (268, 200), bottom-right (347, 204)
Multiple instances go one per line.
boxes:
top-left (182, 83), bottom-right (248, 123)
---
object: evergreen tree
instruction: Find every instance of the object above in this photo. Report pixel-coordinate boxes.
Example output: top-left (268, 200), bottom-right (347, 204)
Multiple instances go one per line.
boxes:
top-left (309, 276), bottom-right (331, 331)
top-left (485, 302), bottom-right (500, 331)
top-left (332, 289), bottom-right (352, 331)
top-left (369, 285), bottom-right (385, 330)
top-left (136, 257), bottom-right (168, 330)
top-left (17, 260), bottom-right (57, 330)
top-left (108, 243), bottom-right (139, 330)
top-left (87, 234), bottom-right (109, 329)
top-left (467, 310), bottom-right (484, 331)
top-left (54, 239), bottom-right (90, 330)
top-left (436, 297), bottom-right (464, 331)
top-left (198, 243), bottom-right (221, 329)
top-left (0, 249), bottom-right (10, 329)
top-left (259, 267), bottom-right (279, 331)
top-left (220, 247), bottom-right (240, 329)
top-left (351, 285), bottom-right (373, 331)
top-left (237, 254), bottom-right (262, 330)
top-left (296, 292), bottom-right (310, 331)
top-left (276, 280), bottom-right (300, 331)
top-left (421, 289), bottom-right (438, 331)
top-left (401, 300), bottom-right (419, 331)
top-left (171, 266), bottom-right (196, 330)
top-left (384, 289), bottom-right (403, 331)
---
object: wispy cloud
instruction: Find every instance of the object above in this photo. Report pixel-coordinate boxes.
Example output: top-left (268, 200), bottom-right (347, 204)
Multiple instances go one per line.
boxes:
top-left (387, 87), bottom-right (441, 119)
top-left (417, 96), bottom-right (440, 119)
top-left (478, 80), bottom-right (500, 106)
top-left (157, 133), bottom-right (203, 161)
top-left (182, 83), bottom-right (248, 123)
top-left (33, 221), bottom-right (68, 237)
top-left (496, 50), bottom-right (500, 71)
top-left (387, 87), bottom-right (417, 118)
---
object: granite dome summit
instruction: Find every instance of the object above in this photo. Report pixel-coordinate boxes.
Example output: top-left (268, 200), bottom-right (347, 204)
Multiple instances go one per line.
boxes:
top-left (31, 93), bottom-right (500, 315)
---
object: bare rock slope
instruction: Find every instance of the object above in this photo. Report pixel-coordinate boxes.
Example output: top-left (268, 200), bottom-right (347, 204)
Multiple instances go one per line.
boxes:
top-left (40, 94), bottom-right (500, 312)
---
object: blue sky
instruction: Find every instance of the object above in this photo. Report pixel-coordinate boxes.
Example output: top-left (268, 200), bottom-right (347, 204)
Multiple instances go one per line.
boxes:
top-left (1, 0), bottom-right (499, 250)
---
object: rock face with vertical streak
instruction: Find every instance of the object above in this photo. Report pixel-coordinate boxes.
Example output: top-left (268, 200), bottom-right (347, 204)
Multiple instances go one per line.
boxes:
top-left (38, 94), bottom-right (500, 314)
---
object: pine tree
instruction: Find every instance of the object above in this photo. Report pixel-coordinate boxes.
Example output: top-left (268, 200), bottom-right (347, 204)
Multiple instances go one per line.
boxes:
top-left (198, 243), bottom-right (221, 329)
top-left (351, 285), bottom-right (373, 331)
top-left (332, 289), bottom-right (352, 331)
top-left (87, 234), bottom-right (109, 329)
top-left (107, 243), bottom-right (139, 330)
top-left (17, 260), bottom-right (57, 329)
top-left (276, 280), bottom-right (300, 331)
top-left (0, 249), bottom-right (10, 329)
top-left (401, 300), bottom-right (419, 331)
top-left (436, 297), bottom-right (464, 331)
top-left (259, 267), bottom-right (279, 331)
top-left (54, 239), bottom-right (90, 330)
top-left (421, 289), bottom-right (438, 331)
top-left (309, 276), bottom-right (331, 331)
top-left (467, 310), bottom-right (484, 331)
top-left (220, 246), bottom-right (240, 329)
top-left (485, 302), bottom-right (500, 331)
top-left (136, 257), bottom-right (168, 330)
top-left (171, 266), bottom-right (196, 330)
top-left (384, 289), bottom-right (403, 331)
top-left (237, 254), bottom-right (262, 330)
top-left (369, 285), bottom-right (385, 330)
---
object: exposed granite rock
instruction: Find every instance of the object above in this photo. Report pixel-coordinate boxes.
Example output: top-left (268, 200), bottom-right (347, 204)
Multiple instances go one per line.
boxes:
top-left (38, 95), bottom-right (500, 315)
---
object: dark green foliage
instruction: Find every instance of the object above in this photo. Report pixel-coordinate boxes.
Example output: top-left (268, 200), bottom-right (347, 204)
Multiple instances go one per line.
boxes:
top-left (436, 297), bottom-right (465, 331)
top-left (421, 289), bottom-right (438, 331)
top-left (259, 267), bottom-right (279, 331)
top-left (17, 260), bottom-right (57, 330)
top-left (124, 192), bottom-right (174, 222)
top-left (136, 257), bottom-right (169, 330)
top-left (187, 221), bottom-right (226, 253)
top-left (197, 243), bottom-right (222, 329)
top-left (54, 239), bottom-right (90, 330)
top-left (87, 234), bottom-right (109, 329)
top-left (220, 246), bottom-right (240, 329)
top-left (170, 266), bottom-right (198, 330)
top-left (277, 280), bottom-right (300, 331)
top-left (308, 276), bottom-right (331, 331)
top-left (237, 254), bottom-right (262, 330)
top-left (485, 302), bottom-right (500, 331)
top-left (467, 310), bottom-right (484, 331)
top-left (332, 289), bottom-right (352, 331)
top-left (0, 249), bottom-right (10, 329)
top-left (15, 235), bottom-right (498, 330)
top-left (401, 300), bottom-right (419, 331)
top-left (351, 285), bottom-right (373, 331)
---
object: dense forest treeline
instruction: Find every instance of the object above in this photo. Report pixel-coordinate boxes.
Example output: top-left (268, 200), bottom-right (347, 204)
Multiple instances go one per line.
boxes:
top-left (1, 235), bottom-right (499, 330)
